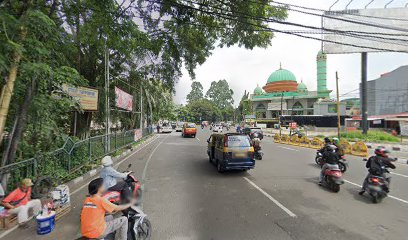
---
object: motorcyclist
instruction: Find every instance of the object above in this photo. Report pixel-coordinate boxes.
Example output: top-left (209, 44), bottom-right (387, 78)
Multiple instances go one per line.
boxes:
top-left (332, 137), bottom-right (344, 157)
top-left (100, 156), bottom-right (132, 202)
top-left (319, 145), bottom-right (340, 185)
top-left (359, 147), bottom-right (396, 194)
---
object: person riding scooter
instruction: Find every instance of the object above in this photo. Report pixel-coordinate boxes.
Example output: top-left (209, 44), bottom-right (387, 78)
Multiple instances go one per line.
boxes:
top-left (319, 145), bottom-right (340, 185)
top-left (100, 156), bottom-right (132, 202)
top-left (359, 147), bottom-right (396, 195)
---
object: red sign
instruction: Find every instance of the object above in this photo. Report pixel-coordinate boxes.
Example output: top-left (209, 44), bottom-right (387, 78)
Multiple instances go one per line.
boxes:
top-left (115, 87), bottom-right (133, 111)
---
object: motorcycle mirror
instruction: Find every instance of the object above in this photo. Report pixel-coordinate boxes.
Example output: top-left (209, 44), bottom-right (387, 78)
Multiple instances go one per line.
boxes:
top-left (363, 158), bottom-right (368, 162)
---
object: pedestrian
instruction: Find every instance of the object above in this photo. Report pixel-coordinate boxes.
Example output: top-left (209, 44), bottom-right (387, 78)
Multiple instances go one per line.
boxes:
top-left (1, 178), bottom-right (41, 227)
top-left (156, 124), bottom-right (160, 133)
top-left (81, 178), bottom-right (132, 240)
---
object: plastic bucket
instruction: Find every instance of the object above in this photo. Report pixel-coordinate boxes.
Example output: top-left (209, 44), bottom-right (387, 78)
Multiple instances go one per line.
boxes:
top-left (36, 211), bottom-right (56, 235)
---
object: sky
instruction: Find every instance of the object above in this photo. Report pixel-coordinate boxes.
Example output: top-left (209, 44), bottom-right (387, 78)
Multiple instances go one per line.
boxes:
top-left (173, 0), bottom-right (408, 107)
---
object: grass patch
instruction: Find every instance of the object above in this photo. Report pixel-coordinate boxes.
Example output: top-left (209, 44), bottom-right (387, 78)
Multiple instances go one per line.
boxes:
top-left (340, 131), bottom-right (400, 143)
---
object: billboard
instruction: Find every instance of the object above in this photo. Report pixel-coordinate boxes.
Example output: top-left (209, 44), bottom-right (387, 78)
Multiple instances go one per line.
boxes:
top-left (322, 8), bottom-right (408, 54)
top-left (62, 85), bottom-right (98, 111)
top-left (115, 87), bottom-right (133, 111)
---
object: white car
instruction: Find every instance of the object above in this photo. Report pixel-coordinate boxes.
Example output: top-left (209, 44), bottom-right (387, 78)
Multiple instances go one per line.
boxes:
top-left (161, 125), bottom-right (173, 133)
top-left (175, 125), bottom-right (182, 132)
top-left (212, 125), bottom-right (223, 133)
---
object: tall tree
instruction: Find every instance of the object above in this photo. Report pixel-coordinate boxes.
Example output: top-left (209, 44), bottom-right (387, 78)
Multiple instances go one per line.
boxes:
top-left (186, 81), bottom-right (204, 103)
top-left (205, 79), bottom-right (234, 109)
top-left (187, 99), bottom-right (220, 122)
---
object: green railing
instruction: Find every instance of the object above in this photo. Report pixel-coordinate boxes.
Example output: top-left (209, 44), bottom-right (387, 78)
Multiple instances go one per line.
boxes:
top-left (0, 128), bottom-right (153, 191)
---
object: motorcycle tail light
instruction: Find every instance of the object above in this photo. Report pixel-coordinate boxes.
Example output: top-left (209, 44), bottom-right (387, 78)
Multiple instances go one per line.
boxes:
top-left (370, 178), bottom-right (380, 184)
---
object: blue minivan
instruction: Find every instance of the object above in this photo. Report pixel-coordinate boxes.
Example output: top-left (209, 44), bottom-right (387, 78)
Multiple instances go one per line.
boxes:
top-left (207, 133), bottom-right (255, 172)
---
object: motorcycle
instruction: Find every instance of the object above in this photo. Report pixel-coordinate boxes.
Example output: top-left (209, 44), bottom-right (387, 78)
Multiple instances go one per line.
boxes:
top-left (252, 138), bottom-right (263, 160)
top-left (360, 158), bottom-right (396, 204)
top-left (102, 164), bottom-right (142, 205)
top-left (321, 165), bottom-right (344, 192)
top-left (315, 151), bottom-right (348, 173)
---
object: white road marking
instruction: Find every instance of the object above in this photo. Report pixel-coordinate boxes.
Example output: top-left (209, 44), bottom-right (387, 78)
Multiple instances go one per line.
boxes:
top-left (196, 137), bottom-right (200, 141)
top-left (391, 172), bottom-right (408, 178)
top-left (343, 179), bottom-right (408, 204)
top-left (243, 177), bottom-right (297, 218)
top-left (142, 135), bottom-right (167, 181)
top-left (277, 146), bottom-right (299, 151)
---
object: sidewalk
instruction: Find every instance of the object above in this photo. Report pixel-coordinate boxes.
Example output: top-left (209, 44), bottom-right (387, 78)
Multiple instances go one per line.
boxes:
top-left (0, 134), bottom-right (159, 240)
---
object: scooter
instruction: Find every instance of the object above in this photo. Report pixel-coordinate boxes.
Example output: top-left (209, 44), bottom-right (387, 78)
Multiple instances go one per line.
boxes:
top-left (315, 151), bottom-right (348, 173)
top-left (102, 164), bottom-right (142, 204)
top-left (360, 174), bottom-right (389, 203)
top-left (253, 138), bottom-right (263, 160)
top-left (321, 165), bottom-right (344, 192)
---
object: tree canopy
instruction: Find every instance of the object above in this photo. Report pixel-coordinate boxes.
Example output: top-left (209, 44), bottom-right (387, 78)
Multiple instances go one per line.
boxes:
top-left (186, 81), bottom-right (204, 103)
top-left (206, 79), bottom-right (234, 109)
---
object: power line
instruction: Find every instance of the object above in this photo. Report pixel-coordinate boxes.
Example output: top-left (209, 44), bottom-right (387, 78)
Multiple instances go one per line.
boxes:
top-left (145, 0), bottom-right (408, 52)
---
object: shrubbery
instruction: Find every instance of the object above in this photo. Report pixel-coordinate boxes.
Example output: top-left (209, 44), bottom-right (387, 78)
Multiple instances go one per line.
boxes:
top-left (340, 131), bottom-right (400, 143)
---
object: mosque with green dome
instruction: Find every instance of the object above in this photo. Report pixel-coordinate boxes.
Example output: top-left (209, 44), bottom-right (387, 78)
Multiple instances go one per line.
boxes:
top-left (250, 51), bottom-right (347, 127)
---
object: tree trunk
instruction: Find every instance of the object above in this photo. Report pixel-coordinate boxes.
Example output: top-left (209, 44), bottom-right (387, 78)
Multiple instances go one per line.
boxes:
top-left (3, 79), bottom-right (36, 166)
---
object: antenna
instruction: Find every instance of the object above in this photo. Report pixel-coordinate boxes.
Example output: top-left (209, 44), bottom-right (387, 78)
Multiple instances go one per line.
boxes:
top-left (329, 0), bottom-right (340, 11)
top-left (345, 0), bottom-right (355, 9)
top-left (365, 0), bottom-right (374, 9)
top-left (385, 0), bottom-right (394, 8)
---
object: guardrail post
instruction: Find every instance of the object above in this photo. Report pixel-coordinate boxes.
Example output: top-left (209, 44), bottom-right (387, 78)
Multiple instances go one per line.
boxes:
top-left (88, 137), bottom-right (92, 162)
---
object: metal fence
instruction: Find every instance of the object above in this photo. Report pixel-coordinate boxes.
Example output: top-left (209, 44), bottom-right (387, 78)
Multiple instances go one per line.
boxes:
top-left (0, 128), bottom-right (153, 191)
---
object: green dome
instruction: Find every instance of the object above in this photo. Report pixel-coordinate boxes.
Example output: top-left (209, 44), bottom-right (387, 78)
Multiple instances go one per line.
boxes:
top-left (254, 85), bottom-right (263, 95)
top-left (297, 82), bottom-right (308, 91)
top-left (267, 68), bottom-right (297, 83)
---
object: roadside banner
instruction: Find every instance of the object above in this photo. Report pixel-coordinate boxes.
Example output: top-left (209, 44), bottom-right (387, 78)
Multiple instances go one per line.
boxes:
top-left (62, 85), bottom-right (98, 111)
top-left (115, 87), bottom-right (133, 111)
top-left (134, 129), bottom-right (143, 141)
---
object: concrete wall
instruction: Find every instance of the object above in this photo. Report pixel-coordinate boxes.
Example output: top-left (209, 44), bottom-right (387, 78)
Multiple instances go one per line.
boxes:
top-left (313, 102), bottom-right (346, 115)
top-left (365, 66), bottom-right (408, 116)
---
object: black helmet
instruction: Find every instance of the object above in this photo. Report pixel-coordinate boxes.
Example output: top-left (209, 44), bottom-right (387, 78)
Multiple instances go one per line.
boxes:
top-left (324, 137), bottom-right (331, 143)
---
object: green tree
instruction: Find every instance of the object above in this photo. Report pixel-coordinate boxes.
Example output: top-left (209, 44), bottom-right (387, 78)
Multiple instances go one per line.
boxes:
top-left (187, 99), bottom-right (221, 122)
top-left (186, 81), bottom-right (204, 103)
top-left (237, 90), bottom-right (252, 122)
top-left (205, 80), bottom-right (234, 109)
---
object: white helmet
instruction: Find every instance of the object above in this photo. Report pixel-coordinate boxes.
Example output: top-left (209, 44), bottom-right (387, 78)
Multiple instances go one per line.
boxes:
top-left (101, 156), bottom-right (113, 166)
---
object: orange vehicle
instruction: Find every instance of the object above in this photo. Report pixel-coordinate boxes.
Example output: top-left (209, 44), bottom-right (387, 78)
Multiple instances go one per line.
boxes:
top-left (182, 122), bottom-right (197, 138)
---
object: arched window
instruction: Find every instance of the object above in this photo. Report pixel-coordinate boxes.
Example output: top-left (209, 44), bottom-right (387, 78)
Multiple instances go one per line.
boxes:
top-left (255, 103), bottom-right (266, 111)
top-left (292, 101), bottom-right (303, 109)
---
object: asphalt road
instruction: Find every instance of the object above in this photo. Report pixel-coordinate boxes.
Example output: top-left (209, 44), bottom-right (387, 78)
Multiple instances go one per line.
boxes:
top-left (4, 128), bottom-right (408, 240)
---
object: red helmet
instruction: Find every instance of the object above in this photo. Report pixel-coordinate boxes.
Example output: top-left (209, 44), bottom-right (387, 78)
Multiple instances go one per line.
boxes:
top-left (374, 147), bottom-right (390, 157)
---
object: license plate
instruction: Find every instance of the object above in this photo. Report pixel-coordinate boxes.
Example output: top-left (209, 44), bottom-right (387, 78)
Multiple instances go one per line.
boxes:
top-left (234, 153), bottom-right (246, 158)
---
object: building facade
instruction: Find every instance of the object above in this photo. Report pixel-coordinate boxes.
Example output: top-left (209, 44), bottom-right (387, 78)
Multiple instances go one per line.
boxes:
top-left (365, 65), bottom-right (408, 116)
top-left (250, 51), bottom-right (347, 127)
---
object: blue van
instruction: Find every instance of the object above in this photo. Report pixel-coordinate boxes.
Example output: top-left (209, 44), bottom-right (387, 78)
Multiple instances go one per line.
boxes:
top-left (207, 133), bottom-right (255, 172)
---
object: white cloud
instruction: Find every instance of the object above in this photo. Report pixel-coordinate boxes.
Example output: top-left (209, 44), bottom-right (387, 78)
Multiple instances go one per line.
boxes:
top-left (174, 0), bottom-right (408, 106)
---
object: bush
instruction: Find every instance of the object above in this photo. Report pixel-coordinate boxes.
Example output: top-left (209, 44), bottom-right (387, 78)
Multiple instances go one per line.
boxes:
top-left (340, 131), bottom-right (400, 143)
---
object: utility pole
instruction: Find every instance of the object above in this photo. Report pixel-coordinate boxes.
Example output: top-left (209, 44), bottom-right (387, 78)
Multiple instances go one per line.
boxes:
top-left (361, 52), bottom-right (368, 134)
top-left (290, 96), bottom-right (295, 135)
top-left (336, 71), bottom-right (341, 139)
top-left (104, 38), bottom-right (110, 153)
top-left (279, 93), bottom-right (283, 135)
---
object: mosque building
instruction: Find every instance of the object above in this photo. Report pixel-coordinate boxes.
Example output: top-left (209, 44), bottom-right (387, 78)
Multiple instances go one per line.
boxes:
top-left (250, 51), bottom-right (348, 127)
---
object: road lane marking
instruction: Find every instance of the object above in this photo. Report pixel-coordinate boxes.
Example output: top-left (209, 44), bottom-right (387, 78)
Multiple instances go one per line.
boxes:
top-left (391, 172), bottom-right (408, 178)
top-left (277, 146), bottom-right (299, 151)
top-left (142, 135), bottom-right (168, 182)
top-left (343, 179), bottom-right (408, 204)
top-left (196, 137), bottom-right (200, 141)
top-left (243, 177), bottom-right (297, 218)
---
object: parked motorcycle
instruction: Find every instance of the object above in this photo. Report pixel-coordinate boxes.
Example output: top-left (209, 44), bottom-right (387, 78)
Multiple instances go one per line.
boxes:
top-left (321, 166), bottom-right (344, 192)
top-left (315, 151), bottom-right (348, 173)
